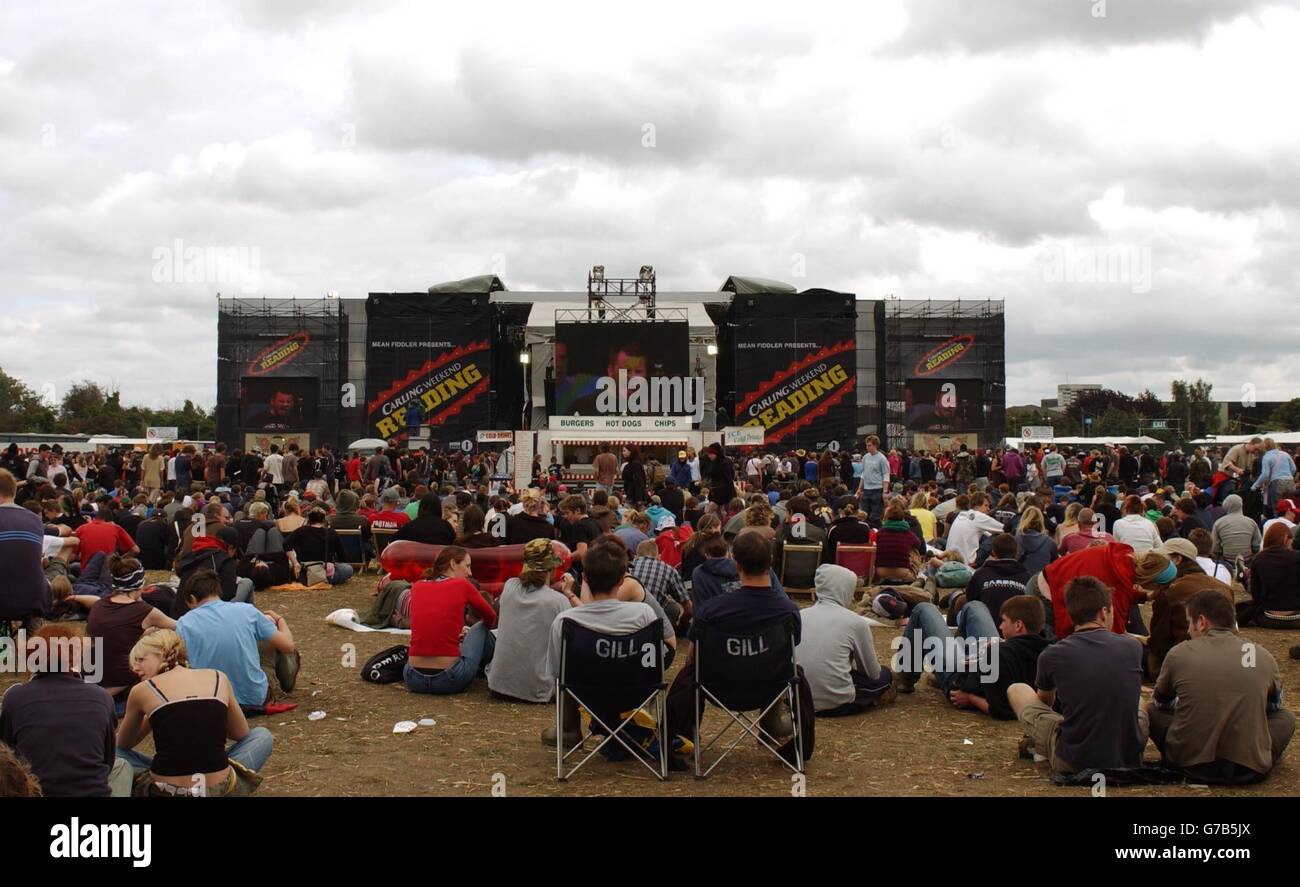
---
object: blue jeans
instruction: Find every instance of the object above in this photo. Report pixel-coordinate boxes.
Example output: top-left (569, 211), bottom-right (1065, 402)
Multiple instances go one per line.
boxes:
top-left (403, 621), bottom-right (496, 695)
top-left (117, 726), bottom-right (274, 773)
top-left (860, 488), bottom-right (884, 523)
top-left (897, 601), bottom-right (999, 693)
top-left (818, 666), bottom-right (895, 717)
top-left (330, 563), bottom-right (355, 585)
top-left (1267, 478), bottom-right (1296, 510)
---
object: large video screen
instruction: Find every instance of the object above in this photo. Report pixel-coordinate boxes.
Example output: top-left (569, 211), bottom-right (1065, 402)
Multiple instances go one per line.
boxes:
top-left (904, 378), bottom-right (984, 431)
top-left (553, 321), bottom-right (689, 414)
top-left (239, 377), bottom-right (319, 430)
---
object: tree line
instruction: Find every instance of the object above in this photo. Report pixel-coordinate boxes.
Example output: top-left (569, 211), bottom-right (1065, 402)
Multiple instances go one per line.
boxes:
top-left (0, 366), bottom-right (215, 439)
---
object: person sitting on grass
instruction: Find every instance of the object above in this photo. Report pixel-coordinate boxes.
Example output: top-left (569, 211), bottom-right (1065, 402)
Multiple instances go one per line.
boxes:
top-left (403, 546), bottom-right (497, 695)
top-left (0, 743), bottom-right (42, 797)
top-left (1057, 507), bottom-right (1113, 555)
top-left (947, 532), bottom-right (1028, 628)
top-left (1034, 544), bottom-right (1172, 639)
top-left (900, 594), bottom-right (1052, 721)
top-left (286, 507), bottom-right (355, 586)
top-left (175, 569), bottom-right (299, 710)
top-left (487, 538), bottom-right (577, 704)
top-left (1240, 522), bottom-right (1300, 629)
top-left (1008, 577), bottom-right (1148, 774)
top-left (116, 628), bottom-right (273, 797)
top-left (1145, 589), bottom-right (1295, 784)
top-left (797, 564), bottom-right (895, 716)
top-left (0, 624), bottom-right (129, 798)
top-left (629, 538), bottom-right (690, 631)
top-left (86, 555), bottom-right (177, 715)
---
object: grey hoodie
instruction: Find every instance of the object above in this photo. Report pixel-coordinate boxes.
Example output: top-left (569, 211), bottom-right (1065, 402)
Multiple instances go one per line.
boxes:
top-left (1211, 494), bottom-right (1261, 559)
top-left (796, 564), bottom-right (880, 712)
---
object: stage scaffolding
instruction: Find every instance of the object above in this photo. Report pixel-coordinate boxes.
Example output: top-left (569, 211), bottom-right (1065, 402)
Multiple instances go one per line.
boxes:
top-left (880, 298), bottom-right (1006, 451)
top-left (216, 296), bottom-right (346, 449)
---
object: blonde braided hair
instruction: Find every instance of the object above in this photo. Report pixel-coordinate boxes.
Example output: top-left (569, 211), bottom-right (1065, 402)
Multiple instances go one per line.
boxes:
top-left (129, 627), bottom-right (189, 673)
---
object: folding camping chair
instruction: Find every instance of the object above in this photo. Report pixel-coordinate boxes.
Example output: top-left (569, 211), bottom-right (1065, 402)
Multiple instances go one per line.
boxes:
top-left (779, 543), bottom-right (823, 597)
top-left (692, 614), bottom-right (804, 777)
top-left (555, 619), bottom-right (668, 782)
top-left (835, 544), bottom-right (876, 596)
top-left (334, 528), bottom-right (370, 574)
top-left (370, 528), bottom-right (398, 567)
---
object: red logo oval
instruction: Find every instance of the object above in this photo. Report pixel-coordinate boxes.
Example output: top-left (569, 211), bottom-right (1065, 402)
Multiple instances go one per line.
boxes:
top-left (247, 332), bottom-right (310, 376)
top-left (913, 334), bottom-right (974, 377)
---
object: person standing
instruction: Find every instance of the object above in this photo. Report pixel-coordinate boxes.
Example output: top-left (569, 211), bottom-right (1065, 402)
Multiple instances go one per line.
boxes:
top-left (141, 445), bottom-right (166, 498)
top-left (1253, 439), bottom-right (1296, 512)
top-left (592, 444), bottom-right (619, 496)
top-left (855, 435), bottom-right (890, 525)
top-left (205, 443), bottom-right (228, 489)
top-left (704, 443), bottom-right (735, 505)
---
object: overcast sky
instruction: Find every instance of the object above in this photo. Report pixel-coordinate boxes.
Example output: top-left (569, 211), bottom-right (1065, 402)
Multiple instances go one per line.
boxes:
top-left (2, 0), bottom-right (1297, 411)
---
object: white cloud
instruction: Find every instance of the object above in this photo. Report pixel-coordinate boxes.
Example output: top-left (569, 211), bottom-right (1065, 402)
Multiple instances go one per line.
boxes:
top-left (0, 0), bottom-right (1297, 411)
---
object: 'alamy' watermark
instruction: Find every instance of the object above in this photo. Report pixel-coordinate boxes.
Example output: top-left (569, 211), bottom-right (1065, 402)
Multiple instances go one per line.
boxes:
top-left (0, 631), bottom-right (104, 683)
top-left (595, 370), bottom-right (706, 423)
top-left (890, 630), bottom-right (999, 684)
top-left (151, 238), bottom-right (261, 293)
top-left (50, 818), bottom-right (151, 868)
top-left (1041, 244), bottom-right (1151, 294)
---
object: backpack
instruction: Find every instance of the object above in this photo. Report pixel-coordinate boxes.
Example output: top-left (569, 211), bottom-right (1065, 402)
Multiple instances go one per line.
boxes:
top-left (361, 644), bottom-right (409, 684)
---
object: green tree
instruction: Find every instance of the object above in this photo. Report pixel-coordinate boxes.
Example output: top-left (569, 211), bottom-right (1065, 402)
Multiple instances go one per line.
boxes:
top-left (1268, 399), bottom-right (1300, 432)
top-left (1170, 378), bottom-right (1220, 438)
top-left (1133, 389), bottom-right (1165, 418)
top-left (0, 367), bottom-right (58, 433)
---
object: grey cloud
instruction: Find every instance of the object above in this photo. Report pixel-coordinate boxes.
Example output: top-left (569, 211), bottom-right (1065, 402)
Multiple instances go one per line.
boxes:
top-left (889, 0), bottom-right (1275, 54)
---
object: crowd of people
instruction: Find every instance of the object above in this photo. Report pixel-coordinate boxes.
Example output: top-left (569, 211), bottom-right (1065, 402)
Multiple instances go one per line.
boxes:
top-left (1, 431), bottom-right (1298, 793)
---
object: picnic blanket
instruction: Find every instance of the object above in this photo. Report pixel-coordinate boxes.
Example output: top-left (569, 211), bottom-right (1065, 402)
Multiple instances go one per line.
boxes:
top-left (326, 607), bottom-right (411, 635)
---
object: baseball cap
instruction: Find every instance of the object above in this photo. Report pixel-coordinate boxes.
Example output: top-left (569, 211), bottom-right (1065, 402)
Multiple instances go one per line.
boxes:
top-left (1156, 538), bottom-right (1198, 561)
top-left (1278, 499), bottom-right (1299, 514)
top-left (678, 450), bottom-right (687, 459)
top-left (523, 538), bottom-right (562, 572)
top-left (655, 514), bottom-right (677, 531)
top-left (380, 487), bottom-right (401, 504)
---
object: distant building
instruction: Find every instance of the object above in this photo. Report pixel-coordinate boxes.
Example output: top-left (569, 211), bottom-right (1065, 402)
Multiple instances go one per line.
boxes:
top-left (1057, 384), bottom-right (1102, 410)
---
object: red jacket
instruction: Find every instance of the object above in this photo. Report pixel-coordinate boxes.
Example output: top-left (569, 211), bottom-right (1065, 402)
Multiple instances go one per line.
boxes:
top-left (1042, 543), bottom-right (1140, 637)
top-left (655, 526), bottom-right (692, 569)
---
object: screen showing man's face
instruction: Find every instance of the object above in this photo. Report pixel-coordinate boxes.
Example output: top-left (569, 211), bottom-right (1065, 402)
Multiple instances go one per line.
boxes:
top-left (269, 391), bottom-right (295, 417)
top-left (609, 347), bottom-right (647, 379)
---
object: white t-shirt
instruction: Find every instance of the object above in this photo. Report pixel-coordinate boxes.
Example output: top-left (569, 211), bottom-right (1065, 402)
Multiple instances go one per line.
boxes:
top-left (1112, 514), bottom-right (1162, 553)
top-left (946, 509), bottom-right (1007, 565)
top-left (745, 457), bottom-right (762, 478)
top-left (264, 453), bottom-right (285, 484)
top-left (1263, 517), bottom-right (1295, 537)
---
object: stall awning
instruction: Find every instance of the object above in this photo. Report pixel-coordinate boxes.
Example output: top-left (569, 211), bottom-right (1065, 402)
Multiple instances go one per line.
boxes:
top-left (552, 434), bottom-right (690, 447)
